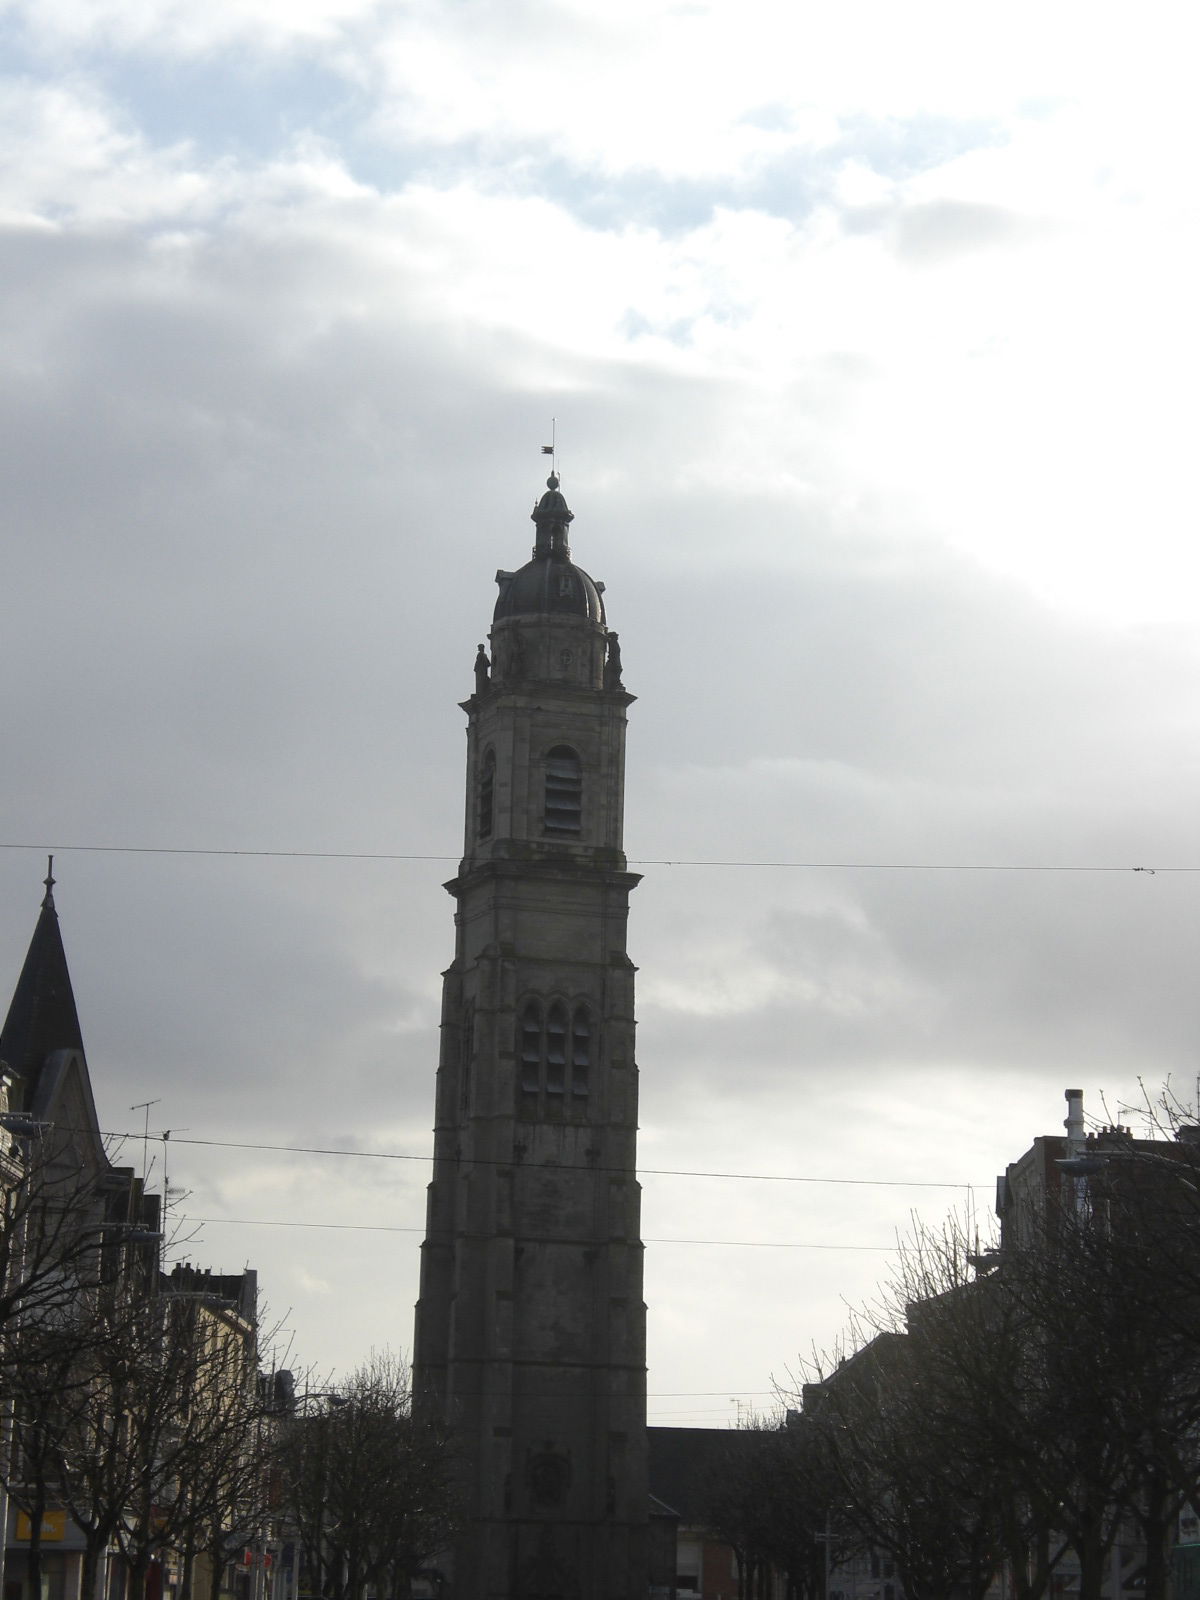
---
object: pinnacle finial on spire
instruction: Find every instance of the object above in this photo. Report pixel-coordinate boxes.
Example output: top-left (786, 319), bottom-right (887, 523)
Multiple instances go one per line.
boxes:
top-left (531, 473), bottom-right (574, 561)
top-left (42, 856), bottom-right (55, 911)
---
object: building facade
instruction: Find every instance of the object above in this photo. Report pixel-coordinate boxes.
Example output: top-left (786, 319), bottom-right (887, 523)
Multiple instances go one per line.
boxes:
top-left (0, 872), bottom-right (268, 1600)
top-left (413, 475), bottom-right (647, 1598)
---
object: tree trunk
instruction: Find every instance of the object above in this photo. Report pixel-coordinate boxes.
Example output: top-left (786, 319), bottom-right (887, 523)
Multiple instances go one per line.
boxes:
top-left (178, 1527), bottom-right (194, 1600)
top-left (24, 1480), bottom-right (47, 1600)
top-left (1074, 1523), bottom-right (1107, 1600)
top-left (80, 1530), bottom-right (116, 1600)
top-left (206, 1528), bottom-right (225, 1600)
top-left (1138, 1473), bottom-right (1174, 1600)
top-left (127, 1557), bottom-right (145, 1600)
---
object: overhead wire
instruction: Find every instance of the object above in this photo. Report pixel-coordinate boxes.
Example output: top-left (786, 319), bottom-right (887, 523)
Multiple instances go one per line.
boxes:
top-left (184, 1215), bottom-right (897, 1250)
top-left (101, 1128), bottom-right (980, 1190)
top-left (4, 832), bottom-right (1075, 1394)
top-left (0, 841), bottom-right (1190, 872)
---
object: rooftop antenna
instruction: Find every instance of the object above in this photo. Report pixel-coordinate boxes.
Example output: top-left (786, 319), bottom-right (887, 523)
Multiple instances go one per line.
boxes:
top-left (162, 1130), bottom-right (175, 1240)
top-left (130, 1098), bottom-right (160, 1187)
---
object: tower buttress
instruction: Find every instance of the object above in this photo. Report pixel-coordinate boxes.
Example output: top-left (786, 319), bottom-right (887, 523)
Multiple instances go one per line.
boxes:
top-left (414, 476), bottom-right (647, 1599)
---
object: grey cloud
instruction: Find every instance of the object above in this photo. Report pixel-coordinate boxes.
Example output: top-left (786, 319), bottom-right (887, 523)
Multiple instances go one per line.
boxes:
top-left (1, 168), bottom-right (1196, 1386)
top-left (891, 198), bottom-right (1044, 261)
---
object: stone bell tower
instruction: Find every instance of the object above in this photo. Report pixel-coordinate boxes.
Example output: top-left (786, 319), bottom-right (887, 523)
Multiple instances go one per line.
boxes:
top-left (413, 475), bottom-right (647, 1599)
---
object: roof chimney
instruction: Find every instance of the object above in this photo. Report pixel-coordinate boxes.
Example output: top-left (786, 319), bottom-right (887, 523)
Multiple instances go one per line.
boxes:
top-left (1064, 1088), bottom-right (1085, 1154)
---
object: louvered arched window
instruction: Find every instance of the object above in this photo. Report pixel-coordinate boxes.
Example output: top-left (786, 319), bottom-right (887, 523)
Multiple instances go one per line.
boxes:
top-left (544, 746), bottom-right (582, 835)
top-left (571, 1006), bottom-right (591, 1100)
top-left (520, 1001), bottom-right (542, 1094)
top-left (545, 1003), bottom-right (567, 1096)
top-left (517, 998), bottom-right (594, 1119)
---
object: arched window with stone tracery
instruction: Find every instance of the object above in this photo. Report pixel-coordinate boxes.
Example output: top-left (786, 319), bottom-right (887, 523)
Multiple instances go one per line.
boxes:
top-left (517, 997), bottom-right (594, 1119)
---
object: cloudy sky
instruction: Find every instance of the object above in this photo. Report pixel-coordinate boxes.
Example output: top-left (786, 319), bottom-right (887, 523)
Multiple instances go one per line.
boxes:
top-left (2, 0), bottom-right (1199, 1422)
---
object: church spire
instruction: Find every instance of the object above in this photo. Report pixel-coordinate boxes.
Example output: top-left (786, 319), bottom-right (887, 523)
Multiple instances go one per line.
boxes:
top-left (0, 863), bottom-right (84, 1094)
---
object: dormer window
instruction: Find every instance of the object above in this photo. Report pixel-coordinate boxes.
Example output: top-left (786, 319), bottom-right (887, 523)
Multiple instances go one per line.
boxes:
top-left (544, 746), bottom-right (581, 835)
top-left (478, 749), bottom-right (495, 841)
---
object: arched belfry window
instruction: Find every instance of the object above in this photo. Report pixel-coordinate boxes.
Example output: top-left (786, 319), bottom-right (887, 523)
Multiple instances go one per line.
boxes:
top-left (478, 749), bottom-right (496, 841)
top-left (545, 1004), bottom-right (567, 1096)
top-left (518, 998), bottom-right (594, 1119)
top-left (571, 1006), bottom-right (591, 1100)
top-left (544, 746), bottom-right (582, 835)
top-left (520, 1001), bottom-right (542, 1094)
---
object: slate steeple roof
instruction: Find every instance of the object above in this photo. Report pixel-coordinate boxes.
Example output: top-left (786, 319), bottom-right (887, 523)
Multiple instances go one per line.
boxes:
top-left (0, 861), bottom-right (84, 1101)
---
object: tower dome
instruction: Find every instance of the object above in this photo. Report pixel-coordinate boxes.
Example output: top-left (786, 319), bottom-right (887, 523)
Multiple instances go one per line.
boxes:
top-left (492, 558), bottom-right (606, 624)
top-left (492, 473), bottom-right (606, 624)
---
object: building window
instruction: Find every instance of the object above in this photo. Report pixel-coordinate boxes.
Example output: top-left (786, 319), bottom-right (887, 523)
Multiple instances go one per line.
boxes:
top-left (520, 1001), bottom-right (542, 1094)
top-left (518, 998), bottom-right (594, 1119)
top-left (478, 749), bottom-right (495, 840)
top-left (545, 1003), bottom-right (567, 1095)
top-left (544, 746), bottom-right (582, 834)
top-left (571, 1006), bottom-right (590, 1098)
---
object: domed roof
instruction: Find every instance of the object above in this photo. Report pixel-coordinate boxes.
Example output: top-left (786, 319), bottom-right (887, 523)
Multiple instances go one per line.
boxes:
top-left (492, 472), bottom-right (606, 623)
top-left (493, 557), bottom-right (606, 624)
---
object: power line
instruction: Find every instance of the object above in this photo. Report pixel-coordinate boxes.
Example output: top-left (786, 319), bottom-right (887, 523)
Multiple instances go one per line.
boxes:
top-left (0, 841), bottom-right (1191, 873)
top-left (647, 1410), bottom-right (748, 1418)
top-left (365, 1389), bottom-right (781, 1402)
top-left (105, 1129), bottom-right (978, 1191)
top-left (184, 1215), bottom-right (896, 1250)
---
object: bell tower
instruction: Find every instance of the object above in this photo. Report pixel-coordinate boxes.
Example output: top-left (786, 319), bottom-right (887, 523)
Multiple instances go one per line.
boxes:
top-left (413, 475), bottom-right (647, 1599)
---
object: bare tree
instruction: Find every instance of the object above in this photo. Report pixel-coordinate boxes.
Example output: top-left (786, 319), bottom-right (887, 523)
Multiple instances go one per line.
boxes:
top-left (7, 1266), bottom-right (271, 1600)
top-left (697, 1419), bottom-right (833, 1600)
top-left (786, 1125), bottom-right (1200, 1600)
top-left (1022, 1137), bottom-right (1200, 1598)
top-left (186, 1365), bottom-right (292, 1600)
top-left (791, 1214), bottom-right (1084, 1600)
top-left (278, 1352), bottom-right (456, 1600)
top-left (0, 1122), bottom-right (162, 1600)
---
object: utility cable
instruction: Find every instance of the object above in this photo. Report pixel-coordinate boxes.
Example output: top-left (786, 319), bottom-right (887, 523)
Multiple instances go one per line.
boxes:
top-left (102, 1129), bottom-right (979, 1190)
top-left (184, 1215), bottom-right (897, 1250)
top-left (0, 841), bottom-right (1189, 873)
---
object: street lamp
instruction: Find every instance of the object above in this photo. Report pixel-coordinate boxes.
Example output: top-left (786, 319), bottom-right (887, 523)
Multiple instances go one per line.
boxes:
top-left (967, 1249), bottom-right (1003, 1274)
top-left (0, 1114), bottom-right (46, 1141)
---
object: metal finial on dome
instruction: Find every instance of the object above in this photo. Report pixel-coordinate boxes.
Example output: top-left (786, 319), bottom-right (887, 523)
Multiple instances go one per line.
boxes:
top-left (41, 856), bottom-right (56, 910)
top-left (531, 472), bottom-right (574, 560)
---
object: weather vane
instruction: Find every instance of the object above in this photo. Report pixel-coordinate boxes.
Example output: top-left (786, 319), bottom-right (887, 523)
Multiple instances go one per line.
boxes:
top-left (540, 417), bottom-right (557, 479)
